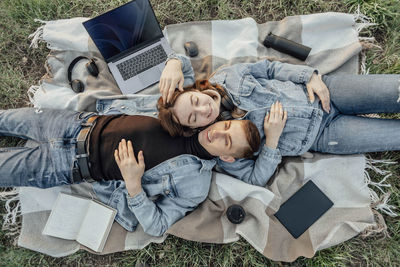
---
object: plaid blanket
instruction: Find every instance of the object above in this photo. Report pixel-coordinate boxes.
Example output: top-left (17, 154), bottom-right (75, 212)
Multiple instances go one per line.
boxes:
top-left (2, 13), bottom-right (394, 262)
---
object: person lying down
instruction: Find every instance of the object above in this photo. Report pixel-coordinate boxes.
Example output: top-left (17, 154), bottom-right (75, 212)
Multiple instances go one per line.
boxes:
top-left (0, 107), bottom-right (260, 236)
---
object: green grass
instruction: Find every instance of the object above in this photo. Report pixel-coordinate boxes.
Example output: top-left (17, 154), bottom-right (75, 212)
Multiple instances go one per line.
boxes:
top-left (1, 0), bottom-right (400, 266)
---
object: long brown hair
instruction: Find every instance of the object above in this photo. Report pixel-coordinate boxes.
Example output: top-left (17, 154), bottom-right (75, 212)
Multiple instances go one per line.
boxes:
top-left (157, 79), bottom-right (244, 137)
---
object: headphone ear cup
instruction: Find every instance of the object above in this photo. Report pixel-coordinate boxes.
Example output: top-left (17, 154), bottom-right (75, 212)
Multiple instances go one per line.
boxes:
top-left (86, 60), bottom-right (99, 77)
top-left (71, 79), bottom-right (85, 93)
top-left (221, 95), bottom-right (234, 111)
top-left (220, 110), bottom-right (233, 120)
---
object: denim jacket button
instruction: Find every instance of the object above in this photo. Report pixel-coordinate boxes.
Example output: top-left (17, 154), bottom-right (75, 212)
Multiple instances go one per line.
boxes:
top-left (164, 190), bottom-right (170, 195)
top-left (153, 112), bottom-right (157, 116)
top-left (120, 105), bottom-right (126, 109)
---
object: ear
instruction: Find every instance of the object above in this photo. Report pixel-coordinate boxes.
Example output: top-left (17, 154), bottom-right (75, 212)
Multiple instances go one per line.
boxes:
top-left (219, 155), bottom-right (236, 163)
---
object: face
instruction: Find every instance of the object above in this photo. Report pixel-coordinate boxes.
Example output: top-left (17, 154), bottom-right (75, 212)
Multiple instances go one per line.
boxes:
top-left (198, 120), bottom-right (249, 162)
top-left (173, 90), bottom-right (221, 128)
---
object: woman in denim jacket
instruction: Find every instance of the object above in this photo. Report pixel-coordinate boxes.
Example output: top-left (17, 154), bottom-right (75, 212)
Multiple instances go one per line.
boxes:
top-left (157, 54), bottom-right (400, 184)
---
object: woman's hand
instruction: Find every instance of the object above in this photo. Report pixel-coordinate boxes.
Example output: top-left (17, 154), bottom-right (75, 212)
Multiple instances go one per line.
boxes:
top-left (306, 72), bottom-right (330, 113)
top-left (114, 139), bottom-right (145, 197)
top-left (263, 101), bottom-right (287, 149)
top-left (159, 59), bottom-right (184, 104)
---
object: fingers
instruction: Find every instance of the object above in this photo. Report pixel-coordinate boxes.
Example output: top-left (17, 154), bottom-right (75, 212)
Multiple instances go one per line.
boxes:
top-left (319, 76), bottom-right (331, 113)
top-left (265, 101), bottom-right (286, 124)
top-left (116, 139), bottom-right (139, 163)
top-left (159, 78), bottom-right (165, 95)
top-left (307, 74), bottom-right (331, 113)
top-left (137, 150), bottom-right (145, 168)
top-left (114, 149), bottom-right (120, 164)
top-left (318, 91), bottom-right (330, 113)
top-left (118, 139), bottom-right (128, 160)
top-left (166, 79), bottom-right (176, 103)
top-left (178, 78), bottom-right (184, 91)
top-left (278, 101), bottom-right (283, 120)
top-left (127, 140), bottom-right (134, 158)
top-left (162, 80), bottom-right (171, 104)
top-left (306, 84), bottom-right (315, 103)
top-left (273, 101), bottom-right (279, 120)
top-left (264, 110), bottom-right (270, 122)
top-left (270, 101), bottom-right (285, 120)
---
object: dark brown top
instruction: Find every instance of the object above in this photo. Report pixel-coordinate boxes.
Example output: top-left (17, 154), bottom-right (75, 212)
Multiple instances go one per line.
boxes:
top-left (88, 115), bottom-right (212, 181)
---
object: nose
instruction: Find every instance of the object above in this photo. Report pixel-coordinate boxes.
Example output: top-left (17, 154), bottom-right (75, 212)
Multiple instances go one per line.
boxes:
top-left (195, 105), bottom-right (209, 116)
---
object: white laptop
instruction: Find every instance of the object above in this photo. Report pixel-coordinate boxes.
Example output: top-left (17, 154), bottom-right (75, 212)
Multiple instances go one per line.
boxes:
top-left (83, 0), bottom-right (173, 94)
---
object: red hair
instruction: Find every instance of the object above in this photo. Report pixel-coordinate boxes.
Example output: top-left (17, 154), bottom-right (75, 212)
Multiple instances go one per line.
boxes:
top-left (157, 80), bottom-right (226, 137)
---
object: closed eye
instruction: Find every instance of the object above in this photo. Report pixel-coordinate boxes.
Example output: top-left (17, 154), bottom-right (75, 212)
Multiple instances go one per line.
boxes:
top-left (225, 121), bottom-right (231, 130)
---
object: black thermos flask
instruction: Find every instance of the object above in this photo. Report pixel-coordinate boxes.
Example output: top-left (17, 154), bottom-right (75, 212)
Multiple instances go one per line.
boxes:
top-left (263, 33), bottom-right (311, 61)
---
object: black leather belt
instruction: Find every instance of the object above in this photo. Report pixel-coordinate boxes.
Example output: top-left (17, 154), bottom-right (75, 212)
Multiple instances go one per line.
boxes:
top-left (72, 115), bottom-right (99, 183)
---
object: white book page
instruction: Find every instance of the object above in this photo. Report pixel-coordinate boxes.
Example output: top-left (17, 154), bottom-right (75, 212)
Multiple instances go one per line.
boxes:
top-left (76, 201), bottom-right (116, 252)
top-left (42, 193), bottom-right (90, 240)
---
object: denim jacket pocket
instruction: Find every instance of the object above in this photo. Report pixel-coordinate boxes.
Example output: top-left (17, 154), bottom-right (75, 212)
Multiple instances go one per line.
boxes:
top-left (278, 137), bottom-right (302, 155)
top-left (238, 74), bottom-right (257, 96)
top-left (162, 174), bottom-right (179, 198)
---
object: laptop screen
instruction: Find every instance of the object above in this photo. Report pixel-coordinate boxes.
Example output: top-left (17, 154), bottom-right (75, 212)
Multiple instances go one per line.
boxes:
top-left (83, 0), bottom-right (163, 62)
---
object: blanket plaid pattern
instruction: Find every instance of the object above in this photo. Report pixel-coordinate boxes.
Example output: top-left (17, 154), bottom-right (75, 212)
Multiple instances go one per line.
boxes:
top-left (3, 13), bottom-right (391, 262)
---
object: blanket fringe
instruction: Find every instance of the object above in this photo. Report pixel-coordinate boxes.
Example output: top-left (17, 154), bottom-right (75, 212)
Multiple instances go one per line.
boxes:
top-left (28, 19), bottom-right (47, 48)
top-left (360, 210), bottom-right (389, 238)
top-left (353, 5), bottom-right (377, 33)
top-left (27, 85), bottom-right (43, 108)
top-left (360, 50), bottom-right (368, 75)
top-left (365, 158), bottom-right (398, 218)
top-left (353, 5), bottom-right (380, 75)
top-left (0, 188), bottom-right (22, 239)
top-left (397, 78), bottom-right (400, 103)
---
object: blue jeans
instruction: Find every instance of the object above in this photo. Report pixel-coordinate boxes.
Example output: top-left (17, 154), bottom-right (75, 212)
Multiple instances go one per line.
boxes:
top-left (0, 108), bottom-right (94, 188)
top-left (311, 74), bottom-right (400, 154)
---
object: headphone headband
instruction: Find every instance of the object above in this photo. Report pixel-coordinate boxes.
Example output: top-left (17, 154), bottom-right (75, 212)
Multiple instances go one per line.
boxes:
top-left (67, 56), bottom-right (92, 83)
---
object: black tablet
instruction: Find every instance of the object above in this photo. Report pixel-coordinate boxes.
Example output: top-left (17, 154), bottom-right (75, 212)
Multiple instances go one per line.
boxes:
top-left (274, 180), bottom-right (334, 239)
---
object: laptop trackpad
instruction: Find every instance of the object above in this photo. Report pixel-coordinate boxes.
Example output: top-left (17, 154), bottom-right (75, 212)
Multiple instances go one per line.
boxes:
top-left (139, 68), bottom-right (161, 88)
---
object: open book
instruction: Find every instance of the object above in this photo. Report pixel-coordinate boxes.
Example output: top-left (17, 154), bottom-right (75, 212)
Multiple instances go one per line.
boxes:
top-left (43, 192), bottom-right (117, 252)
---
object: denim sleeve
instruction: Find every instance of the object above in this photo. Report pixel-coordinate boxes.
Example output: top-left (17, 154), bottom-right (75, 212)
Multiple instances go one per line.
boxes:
top-left (218, 145), bottom-right (282, 187)
top-left (249, 59), bottom-right (316, 84)
top-left (125, 188), bottom-right (205, 237)
top-left (167, 53), bottom-right (195, 86)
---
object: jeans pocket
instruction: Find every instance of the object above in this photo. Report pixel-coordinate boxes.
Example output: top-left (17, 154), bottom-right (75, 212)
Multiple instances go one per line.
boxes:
top-left (75, 111), bottom-right (96, 121)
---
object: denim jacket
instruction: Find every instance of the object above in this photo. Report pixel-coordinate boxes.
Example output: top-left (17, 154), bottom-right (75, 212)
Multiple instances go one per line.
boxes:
top-left (92, 155), bottom-right (215, 236)
top-left (209, 59), bottom-right (324, 183)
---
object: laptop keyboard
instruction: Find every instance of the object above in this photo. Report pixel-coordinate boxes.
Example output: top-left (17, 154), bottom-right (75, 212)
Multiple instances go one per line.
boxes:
top-left (117, 45), bottom-right (168, 81)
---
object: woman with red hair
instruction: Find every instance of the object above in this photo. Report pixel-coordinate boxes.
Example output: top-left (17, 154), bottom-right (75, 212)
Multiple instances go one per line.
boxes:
top-left (157, 54), bottom-right (400, 183)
